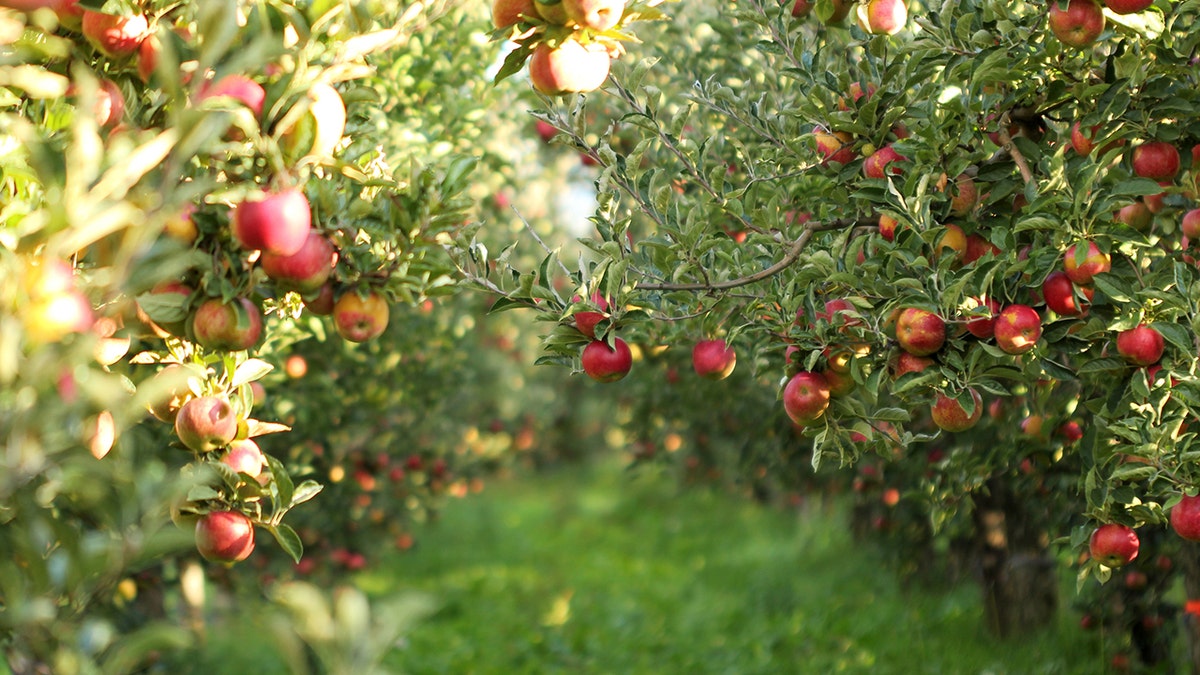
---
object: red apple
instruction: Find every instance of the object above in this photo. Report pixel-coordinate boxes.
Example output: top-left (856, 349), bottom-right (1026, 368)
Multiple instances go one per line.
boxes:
top-left (855, 0), bottom-right (906, 35)
top-left (863, 144), bottom-right (904, 179)
top-left (195, 511), bottom-right (255, 563)
top-left (1047, 0), bottom-right (1104, 49)
top-left (878, 214), bottom-right (898, 241)
top-left (260, 230), bottom-right (336, 292)
top-left (1116, 323), bottom-right (1164, 366)
top-left (895, 307), bottom-right (946, 356)
top-left (1132, 141), bottom-right (1180, 181)
top-left (528, 39), bottom-right (610, 96)
top-left (792, 0), bottom-right (813, 16)
top-left (581, 338), bottom-right (632, 382)
top-left (931, 387), bottom-right (982, 432)
top-left (692, 339), bottom-right (737, 380)
top-left (945, 174), bottom-right (978, 217)
top-left (783, 371), bottom-right (831, 426)
top-left (191, 297), bottom-right (263, 352)
top-left (94, 79), bottom-right (124, 129)
top-left (1115, 201), bottom-right (1152, 232)
top-left (0, 0), bottom-right (57, 10)
top-left (1171, 493), bottom-right (1200, 541)
top-left (222, 439), bottom-right (266, 479)
top-left (963, 233), bottom-right (1001, 264)
top-left (535, 119), bottom-right (557, 142)
top-left (1058, 420), bottom-right (1084, 444)
top-left (891, 350), bottom-right (935, 378)
top-left (1088, 523), bottom-right (1139, 567)
top-left (81, 11), bottom-right (148, 58)
top-left (492, 0), bottom-right (537, 28)
top-left (964, 296), bottom-right (1001, 339)
top-left (573, 293), bottom-right (610, 339)
top-left (1104, 0), bottom-right (1152, 12)
top-left (993, 304), bottom-right (1041, 354)
top-left (305, 283), bottom-right (336, 316)
top-left (1070, 121), bottom-right (1098, 155)
top-left (333, 290), bottom-right (390, 342)
top-left (136, 31), bottom-right (160, 83)
top-left (233, 189), bottom-right (312, 257)
top-left (1042, 270), bottom-right (1091, 317)
top-left (195, 74), bottom-right (266, 118)
top-left (174, 395), bottom-right (238, 453)
top-left (563, 0), bottom-right (625, 31)
top-left (1182, 208), bottom-right (1200, 241)
top-left (1063, 241), bottom-right (1110, 285)
top-left (814, 128), bottom-right (856, 166)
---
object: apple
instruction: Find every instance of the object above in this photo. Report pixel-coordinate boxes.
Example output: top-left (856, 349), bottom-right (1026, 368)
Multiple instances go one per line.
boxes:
top-left (1088, 523), bottom-right (1139, 567)
top-left (1115, 201), bottom-right (1152, 232)
top-left (136, 31), bottom-right (161, 83)
top-left (783, 371), bottom-right (831, 426)
top-left (233, 189), bottom-right (312, 257)
top-left (24, 290), bottom-right (93, 344)
top-left (1063, 241), bottom-right (1110, 284)
top-left (692, 339), bottom-right (737, 380)
top-left (1132, 141), bottom-right (1180, 181)
top-left (94, 79), bottom-right (124, 129)
top-left (222, 439), bottom-right (266, 479)
top-left (305, 283), bottom-right (336, 316)
top-left (333, 290), bottom-right (390, 342)
top-left (890, 350), bottom-right (935, 378)
top-left (1070, 121), bottom-right (1098, 155)
top-left (1182, 208), bottom-right (1200, 241)
top-left (1116, 323), bottom-right (1164, 366)
top-left (993, 304), bottom-right (1041, 354)
top-left (581, 338), bottom-right (632, 382)
top-left (964, 296), bottom-right (1001, 338)
top-left (878, 214), bottom-right (898, 241)
top-left (963, 233), bottom-right (1000, 264)
top-left (492, 0), bottom-right (537, 28)
top-left (1058, 420), bottom-right (1083, 444)
top-left (535, 119), bottom-right (557, 142)
top-left (564, 0), bottom-right (625, 31)
top-left (822, 368), bottom-right (855, 396)
top-left (81, 11), bottom-right (148, 58)
top-left (814, 128), bottom-right (857, 166)
top-left (528, 39), bottom-right (610, 95)
top-left (54, 0), bottom-right (83, 28)
top-left (146, 363), bottom-right (197, 423)
top-left (930, 387), bottom-right (982, 432)
top-left (1124, 570), bottom-right (1148, 589)
top-left (191, 297), bottom-right (263, 352)
top-left (279, 82), bottom-right (347, 161)
top-left (534, 0), bottom-right (570, 23)
top-left (1042, 270), bottom-right (1091, 317)
top-left (195, 74), bottom-right (267, 118)
top-left (1172, 493), bottom-right (1200, 540)
top-left (792, 0), bottom-right (813, 16)
top-left (855, 0), bottom-right (906, 35)
top-left (0, 0), bottom-right (57, 10)
top-left (573, 293), bottom-right (610, 338)
top-left (945, 173), bottom-right (978, 216)
top-left (826, 0), bottom-right (853, 23)
top-left (1144, 183), bottom-right (1170, 213)
top-left (1104, 0), bottom-right (1153, 12)
top-left (195, 511), bottom-right (255, 563)
top-left (935, 224), bottom-right (968, 263)
top-left (260, 230), bottom-right (336, 292)
top-left (174, 395), bottom-right (238, 453)
top-left (862, 144), bottom-right (904, 179)
top-left (895, 307), bottom-right (946, 356)
top-left (1047, 0), bottom-right (1104, 49)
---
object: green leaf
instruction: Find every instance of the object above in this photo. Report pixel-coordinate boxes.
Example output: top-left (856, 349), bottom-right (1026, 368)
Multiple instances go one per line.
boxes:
top-left (289, 480), bottom-right (324, 509)
top-left (269, 523), bottom-right (304, 564)
top-left (231, 358), bottom-right (273, 388)
top-left (267, 455), bottom-right (294, 513)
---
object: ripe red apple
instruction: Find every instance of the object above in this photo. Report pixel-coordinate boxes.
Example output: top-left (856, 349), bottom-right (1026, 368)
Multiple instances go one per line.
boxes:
top-left (528, 39), bottom-right (610, 95)
top-left (878, 214), bottom-right (898, 241)
top-left (855, 0), bottom-right (906, 35)
top-left (233, 189), bottom-right (312, 257)
top-left (792, 0), bottom-right (813, 16)
top-left (174, 395), bottom-right (238, 453)
top-left (930, 387), bottom-right (982, 432)
top-left (1116, 323), bottom-right (1164, 366)
top-left (1115, 201), bottom-right (1152, 232)
top-left (964, 296), bottom-right (1001, 339)
top-left (692, 339), bottom-right (737, 380)
top-left (54, 0), bottom-right (84, 28)
top-left (963, 233), bottom-right (1001, 264)
top-left (1104, 0), bottom-right (1152, 13)
top-left (945, 173), bottom-right (978, 217)
top-left (260, 230), bottom-right (336, 292)
top-left (895, 307), bottom-right (945, 356)
top-left (136, 31), bottom-right (161, 83)
top-left (563, 0), bottom-right (625, 31)
top-left (1063, 241), bottom-right (1110, 284)
top-left (993, 304), bottom-right (1042, 354)
top-left (783, 371), bottom-right (831, 426)
top-left (572, 293), bottom-right (610, 339)
top-left (94, 79), bottom-right (124, 129)
top-left (814, 128), bottom-right (857, 166)
top-left (492, 0), bottom-right (537, 28)
top-left (1132, 141), bottom-right (1180, 181)
top-left (581, 337), bottom-right (632, 382)
top-left (1047, 0), bottom-right (1104, 49)
top-left (1182, 208), bottom-right (1200, 241)
top-left (1171, 493), bottom-right (1200, 541)
top-left (195, 74), bottom-right (266, 118)
top-left (862, 144), bottom-right (904, 179)
top-left (1058, 420), bottom-right (1084, 444)
top-left (1070, 121), bottom-right (1098, 155)
top-left (81, 11), bottom-right (148, 58)
top-left (333, 290), bottom-right (390, 342)
top-left (305, 283), bottom-right (336, 316)
top-left (1042, 270), bottom-right (1091, 317)
top-left (195, 511), bottom-right (255, 563)
top-left (222, 439), bottom-right (266, 479)
top-left (891, 350), bottom-right (935, 378)
top-left (191, 297), bottom-right (263, 352)
top-left (1088, 523), bottom-right (1139, 567)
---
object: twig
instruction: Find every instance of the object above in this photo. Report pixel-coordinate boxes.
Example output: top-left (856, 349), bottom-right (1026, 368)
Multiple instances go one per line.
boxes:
top-left (998, 114), bottom-right (1035, 187)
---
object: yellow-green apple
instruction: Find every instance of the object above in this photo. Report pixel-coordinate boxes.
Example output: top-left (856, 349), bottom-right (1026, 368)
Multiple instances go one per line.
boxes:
top-left (81, 10), bottom-right (148, 58)
top-left (993, 304), bottom-right (1041, 354)
top-left (195, 511), bottom-right (255, 563)
top-left (1089, 523), bottom-right (1139, 566)
top-left (931, 387), bottom-right (982, 432)
top-left (162, 204), bottom-right (198, 244)
top-left (1116, 201), bottom-right (1152, 232)
top-left (1171, 494), bottom-right (1200, 541)
top-left (492, 0), bottom-right (538, 28)
top-left (895, 307), bottom-right (945, 356)
top-left (1132, 141), bottom-right (1180, 181)
top-left (528, 39), bottom-right (611, 95)
top-left (890, 350), bottom-right (934, 378)
top-left (260, 230), bottom-right (336, 292)
top-left (196, 74), bottom-right (266, 118)
top-left (1104, 0), bottom-right (1152, 12)
top-left (1047, 0), bottom-right (1104, 49)
top-left (964, 296), bottom-right (1001, 339)
top-left (222, 439), bottom-right (266, 480)
top-left (692, 339), bottom-right (736, 380)
top-left (783, 371), bottom-right (830, 426)
top-left (534, 0), bottom-right (570, 23)
top-left (581, 337), bottom-right (632, 382)
top-left (963, 233), bottom-right (1001, 264)
top-left (174, 395), bottom-right (238, 453)
top-left (191, 297), bottom-right (263, 352)
top-left (333, 290), bottom-right (390, 342)
top-left (814, 127), bottom-right (856, 166)
top-left (279, 82), bottom-right (347, 161)
top-left (233, 188), bottom-right (312, 256)
top-left (1042, 270), bottom-right (1092, 317)
top-left (564, 0), bottom-right (625, 31)
top-left (1063, 241), bottom-right (1110, 284)
top-left (856, 0), bottom-right (906, 35)
top-left (1116, 323), bottom-right (1164, 366)
top-left (862, 144), bottom-right (904, 178)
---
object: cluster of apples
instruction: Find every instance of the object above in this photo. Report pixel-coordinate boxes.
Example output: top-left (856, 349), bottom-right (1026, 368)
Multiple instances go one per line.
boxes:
top-left (790, 0), bottom-right (908, 35)
top-left (812, 83), bottom-right (909, 184)
top-left (491, 0), bottom-right (629, 95)
top-left (1089, 492), bottom-right (1200, 575)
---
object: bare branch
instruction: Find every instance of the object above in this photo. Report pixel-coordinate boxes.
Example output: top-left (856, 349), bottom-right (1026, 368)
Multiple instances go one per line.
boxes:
top-left (997, 114), bottom-right (1035, 188)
